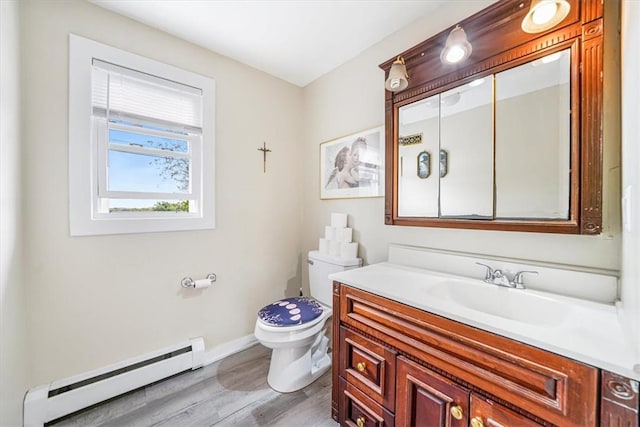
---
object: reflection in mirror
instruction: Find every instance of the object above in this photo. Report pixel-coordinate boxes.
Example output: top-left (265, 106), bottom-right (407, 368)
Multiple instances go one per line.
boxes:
top-left (440, 77), bottom-right (493, 218)
top-left (417, 151), bottom-right (430, 179)
top-left (398, 94), bottom-right (439, 217)
top-left (495, 49), bottom-right (570, 219)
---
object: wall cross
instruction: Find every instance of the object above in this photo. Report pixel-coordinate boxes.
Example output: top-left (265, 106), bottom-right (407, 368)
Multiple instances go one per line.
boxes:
top-left (258, 142), bottom-right (272, 173)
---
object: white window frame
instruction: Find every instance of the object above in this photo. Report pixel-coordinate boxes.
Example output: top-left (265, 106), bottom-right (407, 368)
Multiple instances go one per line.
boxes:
top-left (69, 34), bottom-right (215, 236)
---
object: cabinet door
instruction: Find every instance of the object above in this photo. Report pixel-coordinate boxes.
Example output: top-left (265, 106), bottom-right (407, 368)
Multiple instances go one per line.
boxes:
top-left (396, 356), bottom-right (469, 427)
top-left (470, 393), bottom-right (543, 427)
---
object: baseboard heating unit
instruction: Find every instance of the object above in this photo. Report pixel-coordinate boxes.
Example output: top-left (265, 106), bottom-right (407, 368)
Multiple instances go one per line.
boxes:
top-left (23, 337), bottom-right (205, 427)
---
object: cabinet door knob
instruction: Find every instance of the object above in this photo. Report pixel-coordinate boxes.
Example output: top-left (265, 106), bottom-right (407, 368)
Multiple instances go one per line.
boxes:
top-left (356, 362), bottom-right (367, 372)
top-left (356, 416), bottom-right (366, 427)
top-left (450, 405), bottom-right (464, 420)
top-left (470, 416), bottom-right (485, 427)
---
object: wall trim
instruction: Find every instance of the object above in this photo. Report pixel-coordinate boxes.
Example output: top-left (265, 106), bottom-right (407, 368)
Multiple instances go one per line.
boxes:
top-left (202, 334), bottom-right (259, 366)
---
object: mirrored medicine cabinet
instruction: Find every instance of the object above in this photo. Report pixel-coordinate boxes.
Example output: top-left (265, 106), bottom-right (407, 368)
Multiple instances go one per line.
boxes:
top-left (381, 0), bottom-right (606, 235)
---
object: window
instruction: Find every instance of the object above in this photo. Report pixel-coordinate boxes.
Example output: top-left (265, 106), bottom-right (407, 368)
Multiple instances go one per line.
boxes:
top-left (69, 35), bottom-right (215, 235)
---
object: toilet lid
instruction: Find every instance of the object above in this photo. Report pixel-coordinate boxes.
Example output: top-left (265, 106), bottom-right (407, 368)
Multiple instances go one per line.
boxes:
top-left (258, 297), bottom-right (324, 327)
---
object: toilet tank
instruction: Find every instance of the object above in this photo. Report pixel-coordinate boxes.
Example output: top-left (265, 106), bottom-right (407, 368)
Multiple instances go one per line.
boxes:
top-left (308, 251), bottom-right (362, 307)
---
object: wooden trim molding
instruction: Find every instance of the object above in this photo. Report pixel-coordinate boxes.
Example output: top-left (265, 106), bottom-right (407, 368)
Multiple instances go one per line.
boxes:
top-left (581, 18), bottom-right (604, 235)
top-left (331, 281), bottom-right (341, 421)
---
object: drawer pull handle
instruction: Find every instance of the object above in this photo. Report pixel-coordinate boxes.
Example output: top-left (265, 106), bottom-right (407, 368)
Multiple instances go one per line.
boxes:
top-left (449, 405), bottom-right (464, 420)
top-left (450, 405), bottom-right (464, 420)
top-left (356, 362), bottom-right (367, 372)
top-left (356, 416), bottom-right (366, 427)
top-left (470, 416), bottom-right (485, 427)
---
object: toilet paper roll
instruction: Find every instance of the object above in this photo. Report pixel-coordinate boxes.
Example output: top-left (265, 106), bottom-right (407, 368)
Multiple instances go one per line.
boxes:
top-left (319, 238), bottom-right (329, 254)
top-left (331, 213), bottom-right (348, 228)
top-left (340, 242), bottom-right (358, 260)
top-left (337, 227), bottom-right (353, 243)
top-left (193, 279), bottom-right (212, 289)
top-left (329, 240), bottom-right (341, 257)
top-left (324, 226), bottom-right (336, 241)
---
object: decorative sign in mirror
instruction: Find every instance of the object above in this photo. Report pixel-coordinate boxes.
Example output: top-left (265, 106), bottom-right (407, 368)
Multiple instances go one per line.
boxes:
top-left (382, 0), bottom-right (604, 234)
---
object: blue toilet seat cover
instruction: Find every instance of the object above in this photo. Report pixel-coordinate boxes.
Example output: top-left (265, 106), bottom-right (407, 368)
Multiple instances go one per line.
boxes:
top-left (258, 297), bottom-right (324, 326)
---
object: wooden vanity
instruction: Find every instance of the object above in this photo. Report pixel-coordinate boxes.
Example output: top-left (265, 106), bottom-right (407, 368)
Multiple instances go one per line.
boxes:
top-left (331, 282), bottom-right (639, 427)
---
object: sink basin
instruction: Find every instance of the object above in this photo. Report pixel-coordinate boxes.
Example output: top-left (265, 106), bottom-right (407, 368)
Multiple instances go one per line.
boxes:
top-left (426, 278), bottom-right (568, 326)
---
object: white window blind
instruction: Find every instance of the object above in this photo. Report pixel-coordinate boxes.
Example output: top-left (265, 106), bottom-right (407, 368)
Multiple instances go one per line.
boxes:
top-left (91, 59), bottom-right (203, 132)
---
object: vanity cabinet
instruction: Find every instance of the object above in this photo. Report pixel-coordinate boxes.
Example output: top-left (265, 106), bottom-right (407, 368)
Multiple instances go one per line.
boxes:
top-left (332, 282), bottom-right (639, 427)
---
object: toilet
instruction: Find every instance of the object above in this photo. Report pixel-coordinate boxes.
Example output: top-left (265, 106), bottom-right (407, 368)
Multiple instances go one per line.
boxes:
top-left (254, 250), bottom-right (362, 393)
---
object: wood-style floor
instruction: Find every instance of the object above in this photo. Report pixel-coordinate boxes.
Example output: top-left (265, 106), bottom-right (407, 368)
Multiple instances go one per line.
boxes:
top-left (51, 344), bottom-right (338, 427)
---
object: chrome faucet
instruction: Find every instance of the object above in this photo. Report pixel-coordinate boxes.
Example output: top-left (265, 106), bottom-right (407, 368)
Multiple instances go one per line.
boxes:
top-left (476, 262), bottom-right (538, 289)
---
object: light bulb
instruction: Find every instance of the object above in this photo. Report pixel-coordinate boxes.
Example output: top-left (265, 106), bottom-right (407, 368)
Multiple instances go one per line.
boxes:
top-left (445, 46), bottom-right (466, 63)
top-left (389, 78), bottom-right (400, 89)
top-left (441, 92), bottom-right (461, 106)
top-left (522, 0), bottom-right (570, 33)
top-left (440, 25), bottom-right (472, 65)
top-left (532, 2), bottom-right (558, 25)
top-left (468, 78), bottom-right (485, 87)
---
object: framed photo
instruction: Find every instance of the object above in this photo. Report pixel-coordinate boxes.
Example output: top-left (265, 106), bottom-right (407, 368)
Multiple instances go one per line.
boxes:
top-left (417, 151), bottom-right (430, 179)
top-left (320, 126), bottom-right (384, 200)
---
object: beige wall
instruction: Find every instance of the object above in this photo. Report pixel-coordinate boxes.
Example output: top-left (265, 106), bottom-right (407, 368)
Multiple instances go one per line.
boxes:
top-left (1, 1), bottom-right (29, 425)
top-left (20, 0), bottom-right (303, 385)
top-left (300, 0), bottom-right (621, 298)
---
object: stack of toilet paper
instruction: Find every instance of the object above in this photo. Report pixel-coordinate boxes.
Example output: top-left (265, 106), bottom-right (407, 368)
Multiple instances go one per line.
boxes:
top-left (318, 213), bottom-right (358, 260)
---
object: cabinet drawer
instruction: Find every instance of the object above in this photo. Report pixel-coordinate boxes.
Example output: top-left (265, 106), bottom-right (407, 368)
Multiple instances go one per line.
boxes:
top-left (339, 377), bottom-right (394, 427)
top-left (339, 284), bottom-right (598, 426)
top-left (470, 393), bottom-right (543, 427)
top-left (340, 326), bottom-right (396, 409)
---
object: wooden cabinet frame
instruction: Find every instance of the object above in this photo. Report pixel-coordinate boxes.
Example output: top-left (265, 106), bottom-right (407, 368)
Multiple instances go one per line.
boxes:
top-left (379, 0), bottom-right (606, 234)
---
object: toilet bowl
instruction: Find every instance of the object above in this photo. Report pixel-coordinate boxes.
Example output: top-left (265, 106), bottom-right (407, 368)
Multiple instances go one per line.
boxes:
top-left (254, 251), bottom-right (362, 393)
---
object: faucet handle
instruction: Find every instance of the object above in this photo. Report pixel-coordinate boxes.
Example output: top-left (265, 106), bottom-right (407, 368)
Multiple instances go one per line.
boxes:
top-left (513, 270), bottom-right (538, 286)
top-left (476, 262), bottom-right (495, 281)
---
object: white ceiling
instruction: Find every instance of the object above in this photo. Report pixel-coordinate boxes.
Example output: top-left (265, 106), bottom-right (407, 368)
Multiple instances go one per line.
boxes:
top-left (89, 0), bottom-right (446, 87)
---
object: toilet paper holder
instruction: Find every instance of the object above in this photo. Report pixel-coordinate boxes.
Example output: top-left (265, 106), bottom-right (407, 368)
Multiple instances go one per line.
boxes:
top-left (181, 273), bottom-right (217, 288)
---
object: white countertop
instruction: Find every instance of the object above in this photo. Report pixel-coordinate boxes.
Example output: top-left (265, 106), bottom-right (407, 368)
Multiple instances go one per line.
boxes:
top-left (331, 261), bottom-right (640, 381)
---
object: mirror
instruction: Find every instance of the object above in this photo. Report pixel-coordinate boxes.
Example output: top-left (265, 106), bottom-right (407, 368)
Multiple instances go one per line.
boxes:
top-left (495, 50), bottom-right (571, 220)
top-left (440, 78), bottom-right (493, 218)
top-left (398, 94), bottom-right (439, 217)
top-left (382, 0), bottom-right (605, 234)
top-left (396, 49), bottom-right (571, 222)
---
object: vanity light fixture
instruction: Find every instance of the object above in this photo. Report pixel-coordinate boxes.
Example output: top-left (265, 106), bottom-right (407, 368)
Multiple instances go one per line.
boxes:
top-left (440, 25), bottom-right (472, 65)
top-left (531, 51), bottom-right (563, 66)
top-left (468, 77), bottom-right (485, 87)
top-left (385, 56), bottom-right (409, 92)
top-left (521, 0), bottom-right (571, 33)
top-left (440, 92), bottom-right (461, 107)
top-left (541, 51), bottom-right (562, 63)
